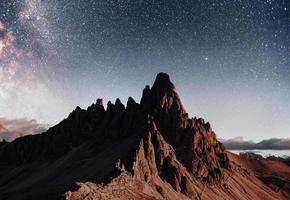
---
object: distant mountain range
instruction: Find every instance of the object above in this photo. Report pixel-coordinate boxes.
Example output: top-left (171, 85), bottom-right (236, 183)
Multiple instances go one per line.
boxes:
top-left (0, 73), bottom-right (289, 200)
top-left (222, 136), bottom-right (290, 150)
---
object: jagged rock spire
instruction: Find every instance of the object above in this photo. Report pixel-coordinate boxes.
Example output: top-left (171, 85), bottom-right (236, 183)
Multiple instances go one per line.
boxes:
top-left (140, 72), bottom-right (187, 134)
top-left (141, 73), bottom-right (185, 112)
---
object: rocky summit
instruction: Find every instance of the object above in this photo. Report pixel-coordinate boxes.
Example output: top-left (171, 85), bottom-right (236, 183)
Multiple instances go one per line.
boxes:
top-left (0, 73), bottom-right (289, 200)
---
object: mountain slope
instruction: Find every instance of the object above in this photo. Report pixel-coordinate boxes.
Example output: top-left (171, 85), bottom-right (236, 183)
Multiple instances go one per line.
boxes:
top-left (0, 73), bottom-right (288, 200)
top-left (228, 152), bottom-right (290, 199)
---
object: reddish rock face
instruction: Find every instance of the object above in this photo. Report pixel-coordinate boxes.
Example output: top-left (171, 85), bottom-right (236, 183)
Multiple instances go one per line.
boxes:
top-left (141, 72), bottom-right (187, 132)
top-left (0, 73), bottom-right (287, 200)
top-left (139, 73), bottom-right (230, 182)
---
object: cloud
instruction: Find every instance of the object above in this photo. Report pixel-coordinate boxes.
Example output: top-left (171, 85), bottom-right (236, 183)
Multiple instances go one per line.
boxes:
top-left (0, 117), bottom-right (48, 142)
top-left (222, 136), bottom-right (290, 150)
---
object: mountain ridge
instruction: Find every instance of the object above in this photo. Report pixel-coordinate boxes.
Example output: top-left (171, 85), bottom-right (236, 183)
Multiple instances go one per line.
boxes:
top-left (0, 73), bottom-right (288, 200)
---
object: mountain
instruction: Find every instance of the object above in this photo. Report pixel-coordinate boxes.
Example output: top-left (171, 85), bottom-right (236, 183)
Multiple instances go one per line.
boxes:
top-left (222, 137), bottom-right (290, 150)
top-left (221, 137), bottom-right (256, 149)
top-left (0, 73), bottom-right (288, 200)
top-left (228, 152), bottom-right (290, 199)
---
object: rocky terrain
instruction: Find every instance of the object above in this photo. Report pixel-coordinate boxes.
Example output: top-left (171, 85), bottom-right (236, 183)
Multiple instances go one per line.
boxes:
top-left (228, 152), bottom-right (290, 199)
top-left (0, 73), bottom-right (289, 200)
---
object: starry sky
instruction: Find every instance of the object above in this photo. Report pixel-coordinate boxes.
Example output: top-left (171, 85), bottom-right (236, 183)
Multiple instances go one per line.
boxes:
top-left (0, 0), bottom-right (289, 141)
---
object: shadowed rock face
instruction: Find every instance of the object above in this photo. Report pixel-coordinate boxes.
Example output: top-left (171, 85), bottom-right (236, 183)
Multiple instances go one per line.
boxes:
top-left (141, 73), bottom-right (186, 133)
top-left (140, 72), bottom-right (229, 182)
top-left (0, 73), bottom-right (287, 200)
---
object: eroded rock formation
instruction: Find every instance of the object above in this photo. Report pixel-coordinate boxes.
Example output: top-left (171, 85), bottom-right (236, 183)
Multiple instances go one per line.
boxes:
top-left (0, 73), bottom-right (287, 200)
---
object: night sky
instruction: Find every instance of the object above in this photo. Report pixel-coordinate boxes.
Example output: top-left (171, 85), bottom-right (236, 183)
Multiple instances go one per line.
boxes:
top-left (0, 0), bottom-right (289, 141)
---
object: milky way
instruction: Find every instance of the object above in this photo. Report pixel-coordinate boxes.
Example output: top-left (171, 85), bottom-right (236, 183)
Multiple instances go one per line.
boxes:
top-left (0, 0), bottom-right (289, 141)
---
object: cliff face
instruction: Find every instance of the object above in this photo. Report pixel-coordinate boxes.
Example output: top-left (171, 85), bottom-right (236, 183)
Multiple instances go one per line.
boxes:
top-left (0, 73), bottom-right (287, 200)
top-left (139, 73), bottom-right (230, 182)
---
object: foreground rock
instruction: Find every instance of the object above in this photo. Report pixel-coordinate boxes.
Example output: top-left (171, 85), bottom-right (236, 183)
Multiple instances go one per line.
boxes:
top-left (0, 73), bottom-right (288, 200)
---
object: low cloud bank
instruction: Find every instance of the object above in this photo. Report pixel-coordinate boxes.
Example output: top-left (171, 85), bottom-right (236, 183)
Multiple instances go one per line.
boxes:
top-left (0, 118), bottom-right (49, 142)
top-left (221, 136), bottom-right (290, 150)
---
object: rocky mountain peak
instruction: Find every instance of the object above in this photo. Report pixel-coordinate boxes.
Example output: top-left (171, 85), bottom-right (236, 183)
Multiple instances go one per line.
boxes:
top-left (96, 98), bottom-right (103, 106)
top-left (152, 72), bottom-right (175, 92)
top-left (141, 73), bottom-right (185, 113)
top-left (140, 73), bottom-right (187, 135)
top-left (2, 73), bottom-right (285, 200)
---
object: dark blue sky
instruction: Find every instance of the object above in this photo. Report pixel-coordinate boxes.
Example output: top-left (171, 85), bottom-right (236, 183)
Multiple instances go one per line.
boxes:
top-left (0, 0), bottom-right (289, 141)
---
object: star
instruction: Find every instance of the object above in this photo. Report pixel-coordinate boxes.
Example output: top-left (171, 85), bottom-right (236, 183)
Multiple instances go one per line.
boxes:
top-left (0, 0), bottom-right (289, 141)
